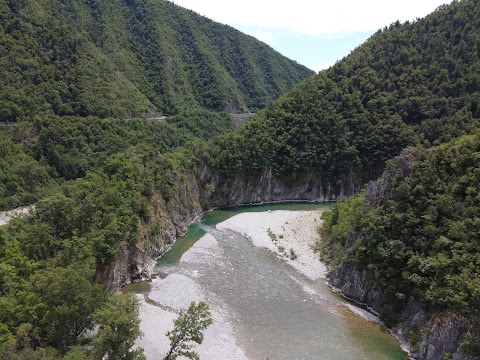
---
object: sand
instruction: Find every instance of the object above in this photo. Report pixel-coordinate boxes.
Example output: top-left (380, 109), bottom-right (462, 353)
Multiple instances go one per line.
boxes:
top-left (134, 209), bottom-right (397, 359)
top-left (217, 210), bottom-right (327, 280)
top-left (0, 205), bottom-right (34, 226)
top-left (134, 233), bottom-right (248, 360)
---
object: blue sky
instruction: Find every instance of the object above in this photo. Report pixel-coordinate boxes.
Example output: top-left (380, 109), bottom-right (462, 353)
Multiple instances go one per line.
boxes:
top-left (232, 26), bottom-right (374, 71)
top-left (173, 0), bottom-right (453, 72)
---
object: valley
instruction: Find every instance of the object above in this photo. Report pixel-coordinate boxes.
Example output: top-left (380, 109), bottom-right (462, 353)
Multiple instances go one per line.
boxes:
top-left (0, 0), bottom-right (479, 359)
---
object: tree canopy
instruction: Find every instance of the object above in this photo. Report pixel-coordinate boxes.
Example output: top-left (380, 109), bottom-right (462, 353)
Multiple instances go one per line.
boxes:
top-left (207, 0), bottom-right (480, 187)
top-left (321, 133), bottom-right (480, 353)
top-left (0, 0), bottom-right (313, 122)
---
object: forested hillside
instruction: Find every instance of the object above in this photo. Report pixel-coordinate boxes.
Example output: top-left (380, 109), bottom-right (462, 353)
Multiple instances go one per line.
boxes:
top-left (0, 0), bottom-right (313, 121)
top-left (2, 0), bottom-right (480, 358)
top-left (0, 110), bottom-right (233, 210)
top-left (0, 124), bottom-right (210, 358)
top-left (321, 133), bottom-right (480, 358)
top-left (207, 0), bottom-right (480, 189)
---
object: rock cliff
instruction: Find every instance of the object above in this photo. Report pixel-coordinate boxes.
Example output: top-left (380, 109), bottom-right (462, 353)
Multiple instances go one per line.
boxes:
top-left (103, 163), bottom-right (360, 290)
top-left (326, 150), bottom-right (480, 360)
top-left (97, 171), bottom-right (203, 290)
top-left (329, 261), bottom-right (478, 360)
top-left (199, 165), bottom-right (360, 208)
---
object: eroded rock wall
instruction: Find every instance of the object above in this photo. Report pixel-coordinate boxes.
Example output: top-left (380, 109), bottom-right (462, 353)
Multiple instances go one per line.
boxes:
top-left (97, 171), bottom-right (203, 290)
top-left (199, 165), bottom-right (359, 208)
top-left (326, 150), bottom-right (479, 360)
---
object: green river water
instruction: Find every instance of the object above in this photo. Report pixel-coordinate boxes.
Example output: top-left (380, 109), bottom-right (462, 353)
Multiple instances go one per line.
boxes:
top-left (125, 202), bottom-right (409, 360)
top-left (157, 202), bottom-right (333, 266)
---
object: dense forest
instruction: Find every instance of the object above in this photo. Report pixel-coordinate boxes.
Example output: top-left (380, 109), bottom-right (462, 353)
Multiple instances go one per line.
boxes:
top-left (1, 0), bottom-right (480, 358)
top-left (0, 0), bottom-right (313, 121)
top-left (0, 109), bottom-right (233, 210)
top-left (0, 0), bottom-right (314, 357)
top-left (321, 133), bottom-right (480, 355)
top-left (0, 141), bottom-right (202, 358)
top-left (207, 0), bottom-right (480, 187)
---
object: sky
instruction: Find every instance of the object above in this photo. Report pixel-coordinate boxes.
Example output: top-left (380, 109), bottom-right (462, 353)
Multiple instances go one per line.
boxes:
top-left (172, 0), bottom-right (453, 72)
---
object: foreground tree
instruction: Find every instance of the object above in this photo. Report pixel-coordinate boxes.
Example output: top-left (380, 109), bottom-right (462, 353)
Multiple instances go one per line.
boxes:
top-left (163, 302), bottom-right (213, 360)
top-left (92, 293), bottom-right (145, 360)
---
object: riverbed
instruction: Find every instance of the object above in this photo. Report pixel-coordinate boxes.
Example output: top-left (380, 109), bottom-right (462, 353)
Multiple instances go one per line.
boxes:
top-left (126, 204), bottom-right (408, 360)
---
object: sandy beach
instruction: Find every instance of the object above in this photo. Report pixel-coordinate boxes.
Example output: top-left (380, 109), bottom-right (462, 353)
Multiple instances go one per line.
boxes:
top-left (217, 210), bottom-right (327, 280)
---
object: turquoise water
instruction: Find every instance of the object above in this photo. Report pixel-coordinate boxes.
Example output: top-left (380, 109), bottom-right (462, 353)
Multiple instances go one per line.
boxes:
top-left (156, 202), bottom-right (333, 267)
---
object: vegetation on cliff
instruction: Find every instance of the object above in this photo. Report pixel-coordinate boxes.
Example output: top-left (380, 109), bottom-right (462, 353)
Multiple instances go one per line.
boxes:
top-left (0, 108), bottom-right (233, 210)
top-left (321, 133), bottom-right (480, 354)
top-left (2, 0), bottom-right (480, 358)
top-left (2, 0), bottom-right (296, 355)
top-left (0, 141), bottom-right (204, 358)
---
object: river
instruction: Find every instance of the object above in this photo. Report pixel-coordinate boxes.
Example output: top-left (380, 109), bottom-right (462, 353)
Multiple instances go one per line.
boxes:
top-left (124, 203), bottom-right (409, 360)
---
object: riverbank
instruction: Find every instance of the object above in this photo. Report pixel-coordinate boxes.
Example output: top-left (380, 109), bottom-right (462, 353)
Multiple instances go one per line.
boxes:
top-left (217, 210), bottom-right (327, 280)
top-left (135, 210), bottom-right (329, 359)
top-left (133, 209), bottom-right (408, 359)
top-left (134, 234), bottom-right (248, 359)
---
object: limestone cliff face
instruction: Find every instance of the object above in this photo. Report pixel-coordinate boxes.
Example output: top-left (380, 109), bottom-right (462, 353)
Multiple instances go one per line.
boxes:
top-left (102, 163), bottom-right (360, 290)
top-left (363, 147), bottom-right (417, 207)
top-left (329, 261), bottom-right (478, 360)
top-left (329, 263), bottom-right (385, 314)
top-left (199, 164), bottom-right (360, 208)
top-left (95, 245), bottom-right (156, 292)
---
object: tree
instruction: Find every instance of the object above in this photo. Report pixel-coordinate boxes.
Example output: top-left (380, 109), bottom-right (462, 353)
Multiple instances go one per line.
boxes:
top-left (31, 265), bottom-right (105, 351)
top-left (163, 302), bottom-right (213, 360)
top-left (92, 293), bottom-right (145, 360)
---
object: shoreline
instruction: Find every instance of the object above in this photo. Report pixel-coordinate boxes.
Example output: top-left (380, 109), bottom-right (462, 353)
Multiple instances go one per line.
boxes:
top-left (327, 281), bottom-right (413, 358)
top-left (217, 210), bottom-right (327, 280)
top-left (217, 209), bottom-right (412, 359)
top-left (134, 209), bottom-right (410, 359)
top-left (134, 234), bottom-right (248, 360)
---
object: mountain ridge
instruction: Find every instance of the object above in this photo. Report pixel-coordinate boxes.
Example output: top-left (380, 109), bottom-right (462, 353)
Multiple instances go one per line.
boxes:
top-left (0, 0), bottom-right (313, 122)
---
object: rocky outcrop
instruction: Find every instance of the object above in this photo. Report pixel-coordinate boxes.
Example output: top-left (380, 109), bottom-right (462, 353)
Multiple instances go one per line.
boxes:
top-left (329, 262), bottom-right (479, 360)
top-left (95, 245), bottom-right (156, 291)
top-left (328, 262), bottom-right (385, 314)
top-left (364, 147), bottom-right (417, 208)
top-left (326, 149), bottom-right (479, 360)
top-left (199, 165), bottom-right (360, 208)
top-left (97, 171), bottom-right (203, 291)
top-left (395, 302), bottom-right (479, 360)
top-left (105, 163), bottom-right (360, 290)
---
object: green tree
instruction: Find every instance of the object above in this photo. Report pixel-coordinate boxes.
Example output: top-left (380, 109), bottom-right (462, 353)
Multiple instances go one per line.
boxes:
top-left (92, 293), bottom-right (145, 360)
top-left (31, 265), bottom-right (105, 351)
top-left (163, 302), bottom-right (213, 360)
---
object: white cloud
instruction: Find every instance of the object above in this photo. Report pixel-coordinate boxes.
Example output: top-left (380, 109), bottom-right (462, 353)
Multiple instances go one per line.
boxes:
top-left (311, 62), bottom-right (335, 72)
top-left (172, 0), bottom-right (452, 35)
top-left (249, 31), bottom-right (275, 45)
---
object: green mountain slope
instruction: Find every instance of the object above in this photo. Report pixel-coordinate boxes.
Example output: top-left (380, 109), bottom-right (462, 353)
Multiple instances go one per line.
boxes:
top-left (0, 0), bottom-right (313, 121)
top-left (207, 0), bottom-right (480, 189)
top-left (2, 0), bottom-right (480, 358)
top-left (321, 133), bottom-right (480, 357)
